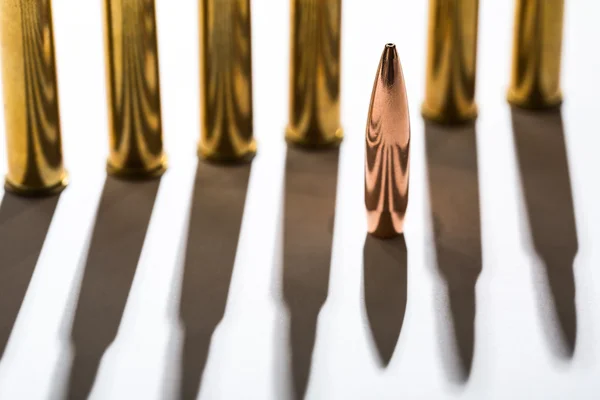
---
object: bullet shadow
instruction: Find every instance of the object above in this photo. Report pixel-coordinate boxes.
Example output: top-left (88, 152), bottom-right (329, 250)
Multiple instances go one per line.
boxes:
top-left (511, 108), bottom-right (578, 357)
top-left (362, 234), bottom-right (408, 367)
top-left (0, 193), bottom-right (60, 359)
top-left (178, 161), bottom-right (252, 400)
top-left (424, 121), bottom-right (482, 382)
top-left (65, 176), bottom-right (161, 400)
top-left (282, 146), bottom-right (339, 399)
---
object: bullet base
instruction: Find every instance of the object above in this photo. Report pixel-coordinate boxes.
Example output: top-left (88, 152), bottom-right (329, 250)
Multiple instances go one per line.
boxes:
top-left (197, 140), bottom-right (257, 164)
top-left (507, 90), bottom-right (563, 110)
top-left (285, 127), bottom-right (344, 150)
top-left (4, 175), bottom-right (68, 197)
top-left (421, 103), bottom-right (478, 125)
top-left (367, 210), bottom-right (405, 239)
top-left (106, 157), bottom-right (167, 180)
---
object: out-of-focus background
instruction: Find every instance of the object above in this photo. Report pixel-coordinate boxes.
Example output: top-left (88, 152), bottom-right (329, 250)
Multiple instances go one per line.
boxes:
top-left (0, 0), bottom-right (599, 399)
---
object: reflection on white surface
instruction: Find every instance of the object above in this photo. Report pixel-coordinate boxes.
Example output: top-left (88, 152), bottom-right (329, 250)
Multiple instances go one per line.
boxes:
top-left (0, 0), bottom-right (598, 399)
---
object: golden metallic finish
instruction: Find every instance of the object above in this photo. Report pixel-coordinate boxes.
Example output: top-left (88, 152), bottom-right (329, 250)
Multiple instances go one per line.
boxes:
top-left (103, 0), bottom-right (167, 178)
top-left (507, 0), bottom-right (564, 109)
top-left (0, 0), bottom-right (67, 196)
top-left (285, 0), bottom-right (343, 148)
top-left (422, 0), bottom-right (479, 124)
top-left (365, 44), bottom-right (410, 239)
top-left (198, 0), bottom-right (256, 163)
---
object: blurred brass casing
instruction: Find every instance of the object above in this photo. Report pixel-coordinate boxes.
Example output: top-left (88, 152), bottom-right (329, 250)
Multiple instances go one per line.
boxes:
top-left (0, 0), bottom-right (68, 196)
top-left (422, 0), bottom-right (479, 124)
top-left (507, 0), bottom-right (564, 109)
top-left (285, 0), bottom-right (343, 148)
top-left (198, 0), bottom-right (256, 163)
top-left (103, 0), bottom-right (167, 178)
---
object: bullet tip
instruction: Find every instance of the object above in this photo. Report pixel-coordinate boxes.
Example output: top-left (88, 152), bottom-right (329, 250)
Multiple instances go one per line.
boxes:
top-left (383, 43), bottom-right (397, 59)
top-left (380, 44), bottom-right (399, 86)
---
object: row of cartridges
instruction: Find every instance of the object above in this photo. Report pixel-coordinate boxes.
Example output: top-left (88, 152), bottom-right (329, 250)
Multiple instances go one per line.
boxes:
top-left (0, 0), bottom-right (564, 210)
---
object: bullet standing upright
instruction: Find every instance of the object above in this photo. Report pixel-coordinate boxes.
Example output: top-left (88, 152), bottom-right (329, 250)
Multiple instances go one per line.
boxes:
top-left (198, 0), bottom-right (256, 163)
top-left (286, 0), bottom-right (343, 148)
top-left (0, 0), bottom-right (68, 195)
top-left (103, 0), bottom-right (167, 178)
top-left (507, 0), bottom-right (565, 109)
top-left (365, 44), bottom-right (410, 239)
top-left (422, 0), bottom-right (479, 124)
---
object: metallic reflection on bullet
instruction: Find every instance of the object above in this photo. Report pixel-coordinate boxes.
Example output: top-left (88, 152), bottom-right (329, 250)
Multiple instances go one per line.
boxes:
top-left (285, 0), bottom-right (343, 148)
top-left (0, 0), bottom-right (68, 196)
top-left (104, 0), bottom-right (167, 178)
top-left (507, 0), bottom-right (564, 109)
top-left (198, 0), bottom-right (256, 163)
top-left (365, 44), bottom-right (410, 239)
top-left (422, 0), bottom-right (479, 124)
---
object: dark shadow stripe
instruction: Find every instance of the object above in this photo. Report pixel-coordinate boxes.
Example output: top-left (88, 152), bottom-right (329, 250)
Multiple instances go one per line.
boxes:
top-left (282, 146), bottom-right (339, 399)
top-left (425, 121), bottom-right (482, 382)
top-left (178, 161), bottom-right (252, 400)
top-left (65, 177), bottom-right (161, 400)
top-left (0, 193), bottom-right (60, 359)
top-left (363, 234), bottom-right (408, 367)
top-left (511, 107), bottom-right (578, 357)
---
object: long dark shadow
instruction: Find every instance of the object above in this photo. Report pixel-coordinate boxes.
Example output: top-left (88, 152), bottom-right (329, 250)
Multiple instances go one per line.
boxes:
top-left (66, 177), bottom-right (161, 400)
top-left (424, 121), bottom-right (482, 382)
top-left (363, 234), bottom-right (408, 367)
top-left (511, 108), bottom-right (578, 357)
top-left (178, 160), bottom-right (252, 400)
top-left (282, 146), bottom-right (339, 399)
top-left (0, 193), bottom-right (60, 359)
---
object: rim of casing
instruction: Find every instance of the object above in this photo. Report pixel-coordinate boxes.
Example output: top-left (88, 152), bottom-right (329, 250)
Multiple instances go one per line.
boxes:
top-left (197, 140), bottom-right (257, 164)
top-left (285, 127), bottom-right (344, 150)
top-left (4, 174), bottom-right (69, 197)
top-left (421, 103), bottom-right (478, 126)
top-left (506, 90), bottom-right (563, 110)
top-left (106, 157), bottom-right (167, 180)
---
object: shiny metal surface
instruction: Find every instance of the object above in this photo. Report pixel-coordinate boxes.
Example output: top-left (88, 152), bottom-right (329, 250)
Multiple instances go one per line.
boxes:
top-left (198, 0), bottom-right (256, 163)
top-left (507, 0), bottom-right (564, 109)
top-left (285, 0), bottom-right (343, 148)
top-left (0, 0), bottom-right (67, 195)
top-left (422, 0), bottom-right (479, 124)
top-left (103, 0), bottom-right (167, 178)
top-left (365, 44), bottom-right (410, 239)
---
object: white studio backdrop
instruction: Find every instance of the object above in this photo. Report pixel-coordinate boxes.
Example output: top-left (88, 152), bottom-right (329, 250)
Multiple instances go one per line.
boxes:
top-left (0, 0), bottom-right (599, 399)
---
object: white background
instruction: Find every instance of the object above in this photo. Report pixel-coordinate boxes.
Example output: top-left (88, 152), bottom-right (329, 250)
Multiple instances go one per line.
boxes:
top-left (0, 0), bottom-right (599, 399)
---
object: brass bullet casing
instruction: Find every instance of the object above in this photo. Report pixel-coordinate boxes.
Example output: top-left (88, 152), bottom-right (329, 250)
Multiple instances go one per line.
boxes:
top-left (507, 0), bottom-right (565, 109)
top-left (0, 0), bottom-right (68, 196)
top-left (103, 0), bottom-right (167, 178)
top-left (422, 0), bottom-right (479, 124)
top-left (198, 0), bottom-right (256, 163)
top-left (285, 0), bottom-right (343, 148)
top-left (365, 44), bottom-right (410, 239)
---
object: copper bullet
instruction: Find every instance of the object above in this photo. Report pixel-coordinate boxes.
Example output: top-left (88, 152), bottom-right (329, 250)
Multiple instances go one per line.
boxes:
top-left (103, 0), bottom-right (167, 178)
top-left (422, 0), bottom-right (479, 124)
top-left (285, 0), bottom-right (343, 148)
top-left (0, 0), bottom-right (68, 196)
top-left (365, 44), bottom-right (410, 239)
top-left (507, 0), bottom-right (564, 109)
top-left (198, 0), bottom-right (256, 163)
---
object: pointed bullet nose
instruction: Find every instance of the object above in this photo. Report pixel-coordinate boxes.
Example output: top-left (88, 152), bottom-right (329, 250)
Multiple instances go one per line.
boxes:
top-left (365, 43), bottom-right (411, 239)
top-left (380, 43), bottom-right (399, 86)
top-left (382, 43), bottom-right (397, 60)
